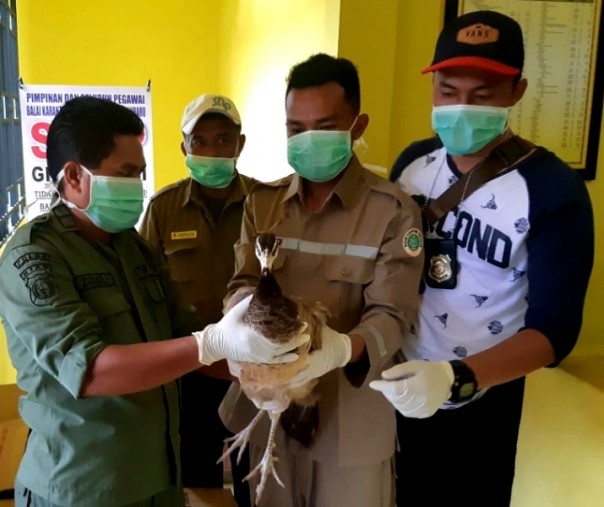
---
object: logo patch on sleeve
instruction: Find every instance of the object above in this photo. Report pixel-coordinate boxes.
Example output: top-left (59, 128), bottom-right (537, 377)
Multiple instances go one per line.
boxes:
top-left (402, 228), bottom-right (424, 257)
top-left (13, 252), bottom-right (51, 269)
top-left (20, 263), bottom-right (58, 306)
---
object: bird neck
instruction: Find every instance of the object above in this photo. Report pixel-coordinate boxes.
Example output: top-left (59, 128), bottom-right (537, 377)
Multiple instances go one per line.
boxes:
top-left (257, 270), bottom-right (283, 299)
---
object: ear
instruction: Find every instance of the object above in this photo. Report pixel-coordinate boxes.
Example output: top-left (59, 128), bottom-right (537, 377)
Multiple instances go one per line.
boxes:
top-left (351, 113), bottom-right (369, 141)
top-left (237, 134), bottom-right (246, 156)
top-left (61, 162), bottom-right (85, 193)
top-left (511, 78), bottom-right (528, 105)
top-left (180, 141), bottom-right (187, 156)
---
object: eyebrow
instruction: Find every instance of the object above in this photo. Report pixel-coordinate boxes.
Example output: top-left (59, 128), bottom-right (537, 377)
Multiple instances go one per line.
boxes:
top-left (286, 115), bottom-right (338, 126)
top-left (439, 81), bottom-right (496, 92)
top-left (189, 130), bottom-right (238, 138)
top-left (119, 163), bottom-right (146, 172)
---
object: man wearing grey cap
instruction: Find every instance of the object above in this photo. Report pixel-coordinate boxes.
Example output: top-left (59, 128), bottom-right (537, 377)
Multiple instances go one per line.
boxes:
top-left (140, 94), bottom-right (254, 504)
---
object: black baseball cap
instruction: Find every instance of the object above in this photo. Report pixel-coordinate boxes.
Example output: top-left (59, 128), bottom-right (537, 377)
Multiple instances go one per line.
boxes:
top-left (422, 10), bottom-right (524, 76)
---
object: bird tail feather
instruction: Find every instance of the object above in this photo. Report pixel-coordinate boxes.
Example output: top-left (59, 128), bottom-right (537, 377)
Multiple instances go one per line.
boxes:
top-left (279, 401), bottom-right (320, 448)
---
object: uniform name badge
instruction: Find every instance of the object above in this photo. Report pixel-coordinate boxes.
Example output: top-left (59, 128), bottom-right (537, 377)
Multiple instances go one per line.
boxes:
top-left (424, 238), bottom-right (457, 290)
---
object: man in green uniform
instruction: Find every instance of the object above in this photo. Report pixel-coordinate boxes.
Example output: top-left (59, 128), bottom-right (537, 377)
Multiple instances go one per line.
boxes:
top-left (140, 94), bottom-right (253, 504)
top-left (0, 97), bottom-right (308, 507)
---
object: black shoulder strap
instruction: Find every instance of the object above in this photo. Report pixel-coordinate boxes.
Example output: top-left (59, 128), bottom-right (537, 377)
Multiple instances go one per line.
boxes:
top-left (423, 136), bottom-right (536, 227)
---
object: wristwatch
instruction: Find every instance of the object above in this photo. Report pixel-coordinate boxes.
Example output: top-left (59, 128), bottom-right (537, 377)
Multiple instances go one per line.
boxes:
top-left (448, 360), bottom-right (478, 403)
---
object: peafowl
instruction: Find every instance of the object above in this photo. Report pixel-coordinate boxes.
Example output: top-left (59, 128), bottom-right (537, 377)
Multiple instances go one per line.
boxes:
top-left (219, 232), bottom-right (328, 503)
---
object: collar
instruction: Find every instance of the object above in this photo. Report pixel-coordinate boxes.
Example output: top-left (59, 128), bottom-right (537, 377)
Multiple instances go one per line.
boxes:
top-left (181, 172), bottom-right (250, 208)
top-left (50, 202), bottom-right (81, 231)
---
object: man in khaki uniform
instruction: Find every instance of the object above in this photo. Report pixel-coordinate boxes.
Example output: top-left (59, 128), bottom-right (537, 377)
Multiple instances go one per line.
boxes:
top-left (140, 94), bottom-right (253, 504)
top-left (220, 54), bottom-right (424, 507)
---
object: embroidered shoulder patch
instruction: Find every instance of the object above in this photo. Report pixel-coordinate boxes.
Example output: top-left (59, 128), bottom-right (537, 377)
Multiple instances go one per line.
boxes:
top-left (19, 262), bottom-right (58, 306)
top-left (402, 228), bottom-right (424, 257)
top-left (13, 252), bottom-right (51, 269)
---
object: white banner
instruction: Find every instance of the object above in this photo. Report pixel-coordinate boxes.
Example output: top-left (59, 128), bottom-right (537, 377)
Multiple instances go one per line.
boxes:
top-left (18, 84), bottom-right (154, 221)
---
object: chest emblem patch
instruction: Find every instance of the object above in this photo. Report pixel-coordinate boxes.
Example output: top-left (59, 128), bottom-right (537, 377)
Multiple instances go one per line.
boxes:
top-left (402, 228), bottom-right (424, 257)
top-left (171, 230), bottom-right (197, 240)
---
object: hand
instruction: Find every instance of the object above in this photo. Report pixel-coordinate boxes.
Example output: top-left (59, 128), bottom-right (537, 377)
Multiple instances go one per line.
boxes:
top-left (369, 360), bottom-right (454, 418)
top-left (194, 294), bottom-right (311, 365)
top-left (287, 325), bottom-right (352, 387)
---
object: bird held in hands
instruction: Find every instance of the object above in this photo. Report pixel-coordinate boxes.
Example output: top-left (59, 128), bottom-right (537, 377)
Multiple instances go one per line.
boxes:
top-left (219, 232), bottom-right (328, 504)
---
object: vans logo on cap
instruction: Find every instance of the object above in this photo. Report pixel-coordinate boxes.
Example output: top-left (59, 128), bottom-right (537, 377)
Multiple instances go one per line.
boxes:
top-left (212, 96), bottom-right (232, 111)
top-left (457, 23), bottom-right (499, 45)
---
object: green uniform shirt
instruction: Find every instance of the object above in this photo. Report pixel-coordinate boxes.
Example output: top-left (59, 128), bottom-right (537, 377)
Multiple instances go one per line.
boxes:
top-left (0, 204), bottom-right (195, 506)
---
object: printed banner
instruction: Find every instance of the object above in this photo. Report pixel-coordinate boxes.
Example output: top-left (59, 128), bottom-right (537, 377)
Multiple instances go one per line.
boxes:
top-left (18, 84), bottom-right (154, 221)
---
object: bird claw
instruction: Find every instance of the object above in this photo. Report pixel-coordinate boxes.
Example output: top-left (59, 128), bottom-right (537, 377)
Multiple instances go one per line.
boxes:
top-left (245, 441), bottom-right (284, 504)
top-left (217, 410), bottom-right (265, 466)
top-left (218, 430), bottom-right (250, 466)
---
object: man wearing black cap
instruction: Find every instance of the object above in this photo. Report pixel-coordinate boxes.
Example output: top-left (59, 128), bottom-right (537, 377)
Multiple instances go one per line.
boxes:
top-left (370, 10), bottom-right (594, 506)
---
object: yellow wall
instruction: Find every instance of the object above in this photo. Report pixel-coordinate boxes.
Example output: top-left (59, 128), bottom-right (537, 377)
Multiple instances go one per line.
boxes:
top-left (338, 0), bottom-right (443, 170)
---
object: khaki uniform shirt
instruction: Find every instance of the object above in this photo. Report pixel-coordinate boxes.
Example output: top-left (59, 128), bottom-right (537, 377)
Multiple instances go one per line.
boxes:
top-left (220, 157), bottom-right (424, 467)
top-left (0, 204), bottom-right (196, 506)
top-left (140, 174), bottom-right (254, 326)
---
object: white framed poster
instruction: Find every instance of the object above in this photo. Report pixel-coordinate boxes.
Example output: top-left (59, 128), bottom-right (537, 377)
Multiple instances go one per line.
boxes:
top-left (18, 83), bottom-right (154, 219)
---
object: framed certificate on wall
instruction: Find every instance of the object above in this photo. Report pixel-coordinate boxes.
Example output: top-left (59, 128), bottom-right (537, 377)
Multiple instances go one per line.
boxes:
top-left (445, 0), bottom-right (604, 180)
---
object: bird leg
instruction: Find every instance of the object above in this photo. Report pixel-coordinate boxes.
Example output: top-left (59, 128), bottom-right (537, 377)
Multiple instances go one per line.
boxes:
top-left (244, 410), bottom-right (284, 504)
top-left (218, 409), bottom-right (266, 466)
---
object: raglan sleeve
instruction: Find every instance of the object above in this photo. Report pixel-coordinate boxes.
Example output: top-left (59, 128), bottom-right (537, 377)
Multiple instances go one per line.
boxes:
top-left (524, 168), bottom-right (594, 363)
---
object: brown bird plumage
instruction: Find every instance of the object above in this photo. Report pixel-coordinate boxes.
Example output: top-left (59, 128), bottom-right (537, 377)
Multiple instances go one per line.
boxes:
top-left (219, 232), bottom-right (328, 504)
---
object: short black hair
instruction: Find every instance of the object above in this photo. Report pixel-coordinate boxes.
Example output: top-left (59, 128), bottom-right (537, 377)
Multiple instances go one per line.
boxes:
top-left (47, 96), bottom-right (144, 181)
top-left (286, 53), bottom-right (361, 114)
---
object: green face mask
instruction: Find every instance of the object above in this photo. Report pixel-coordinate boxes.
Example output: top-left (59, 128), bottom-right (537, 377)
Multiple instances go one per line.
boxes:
top-left (431, 104), bottom-right (509, 155)
top-left (186, 154), bottom-right (236, 189)
top-left (287, 128), bottom-right (354, 182)
top-left (59, 166), bottom-right (144, 233)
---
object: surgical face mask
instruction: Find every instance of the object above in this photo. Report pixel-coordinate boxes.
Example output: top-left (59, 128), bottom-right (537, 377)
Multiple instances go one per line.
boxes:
top-left (59, 166), bottom-right (144, 233)
top-left (431, 104), bottom-right (509, 156)
top-left (185, 154), bottom-right (236, 189)
top-left (287, 119), bottom-right (358, 182)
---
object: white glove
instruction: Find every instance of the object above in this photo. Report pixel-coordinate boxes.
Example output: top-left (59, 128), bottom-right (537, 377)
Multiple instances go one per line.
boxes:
top-left (287, 325), bottom-right (352, 387)
top-left (226, 359), bottom-right (242, 378)
top-left (369, 360), bottom-right (454, 418)
top-left (194, 294), bottom-right (311, 365)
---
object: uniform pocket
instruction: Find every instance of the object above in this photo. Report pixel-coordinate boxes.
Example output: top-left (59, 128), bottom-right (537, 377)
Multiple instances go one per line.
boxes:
top-left (83, 290), bottom-right (131, 317)
top-left (323, 256), bottom-right (375, 285)
top-left (321, 256), bottom-right (375, 322)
